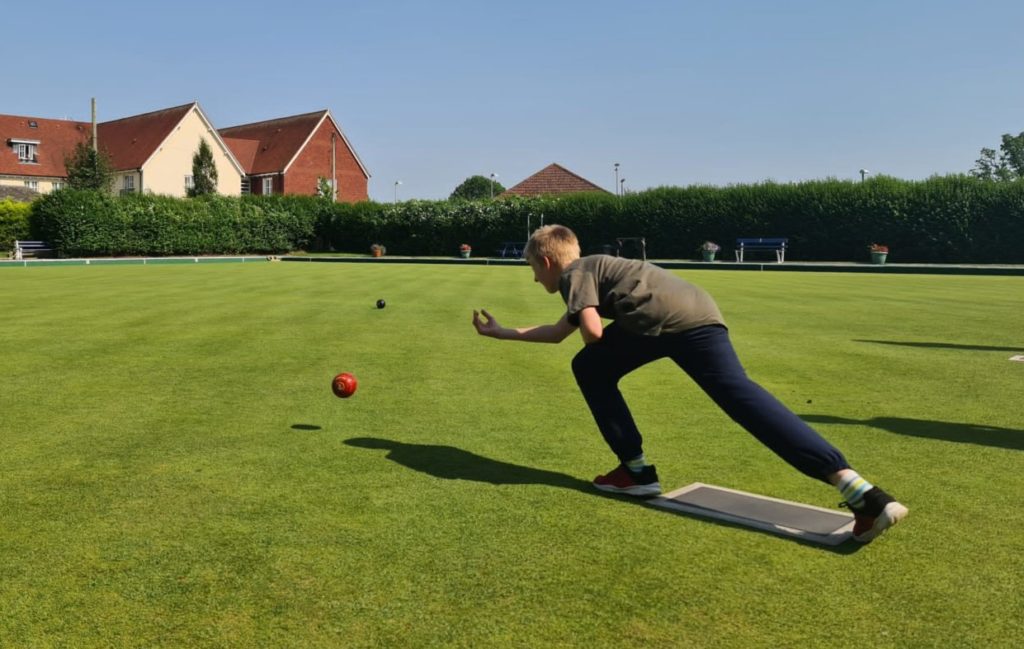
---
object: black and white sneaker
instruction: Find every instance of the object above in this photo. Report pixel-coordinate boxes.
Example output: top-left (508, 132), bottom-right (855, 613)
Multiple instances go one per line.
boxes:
top-left (842, 487), bottom-right (909, 543)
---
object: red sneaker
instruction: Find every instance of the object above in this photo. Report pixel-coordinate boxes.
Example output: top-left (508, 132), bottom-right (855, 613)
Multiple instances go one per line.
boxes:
top-left (593, 464), bottom-right (661, 497)
top-left (843, 487), bottom-right (909, 543)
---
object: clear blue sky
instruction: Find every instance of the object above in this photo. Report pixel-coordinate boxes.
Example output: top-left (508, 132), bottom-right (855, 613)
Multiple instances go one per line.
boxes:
top-left (5, 1), bottom-right (1022, 202)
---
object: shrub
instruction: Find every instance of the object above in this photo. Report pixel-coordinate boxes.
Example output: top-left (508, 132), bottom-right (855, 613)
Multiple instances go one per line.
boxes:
top-left (0, 198), bottom-right (33, 256)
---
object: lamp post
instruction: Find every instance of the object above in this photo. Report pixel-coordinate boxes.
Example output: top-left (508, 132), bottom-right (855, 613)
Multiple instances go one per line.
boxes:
top-left (489, 172), bottom-right (498, 199)
top-left (614, 163), bottom-right (620, 196)
top-left (394, 180), bottom-right (402, 203)
top-left (620, 178), bottom-right (626, 195)
top-left (859, 169), bottom-right (869, 182)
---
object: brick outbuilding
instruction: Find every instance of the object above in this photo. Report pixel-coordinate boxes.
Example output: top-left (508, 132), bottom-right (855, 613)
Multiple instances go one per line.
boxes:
top-left (219, 110), bottom-right (369, 202)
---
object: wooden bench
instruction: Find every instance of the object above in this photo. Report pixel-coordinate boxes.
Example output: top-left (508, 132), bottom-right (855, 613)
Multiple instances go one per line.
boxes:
top-left (735, 237), bottom-right (788, 263)
top-left (13, 240), bottom-right (53, 260)
top-left (496, 241), bottom-right (526, 258)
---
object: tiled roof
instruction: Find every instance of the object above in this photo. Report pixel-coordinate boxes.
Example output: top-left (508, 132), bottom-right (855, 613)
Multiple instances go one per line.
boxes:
top-left (0, 114), bottom-right (90, 178)
top-left (221, 137), bottom-right (259, 171)
top-left (218, 111), bottom-right (327, 175)
top-left (96, 103), bottom-right (195, 169)
top-left (0, 185), bottom-right (41, 202)
top-left (501, 163), bottom-right (610, 197)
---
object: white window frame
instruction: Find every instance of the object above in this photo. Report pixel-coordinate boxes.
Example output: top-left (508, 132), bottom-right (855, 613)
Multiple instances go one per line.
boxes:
top-left (52, 181), bottom-right (64, 191)
top-left (262, 177), bottom-right (273, 195)
top-left (123, 175), bottom-right (135, 192)
top-left (14, 142), bottom-right (37, 163)
top-left (24, 180), bottom-right (38, 190)
top-left (185, 175), bottom-right (194, 191)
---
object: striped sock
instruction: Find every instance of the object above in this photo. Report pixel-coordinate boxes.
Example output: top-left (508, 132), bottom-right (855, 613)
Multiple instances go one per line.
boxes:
top-left (625, 454), bottom-right (648, 473)
top-left (837, 472), bottom-right (874, 507)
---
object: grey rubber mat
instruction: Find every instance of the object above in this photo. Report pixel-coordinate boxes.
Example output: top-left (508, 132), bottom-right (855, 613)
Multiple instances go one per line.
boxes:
top-left (650, 483), bottom-right (855, 545)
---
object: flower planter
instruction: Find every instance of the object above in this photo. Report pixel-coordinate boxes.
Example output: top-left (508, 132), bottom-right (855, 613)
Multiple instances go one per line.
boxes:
top-left (702, 251), bottom-right (716, 262)
top-left (460, 250), bottom-right (471, 259)
top-left (870, 251), bottom-right (887, 265)
top-left (371, 249), bottom-right (383, 258)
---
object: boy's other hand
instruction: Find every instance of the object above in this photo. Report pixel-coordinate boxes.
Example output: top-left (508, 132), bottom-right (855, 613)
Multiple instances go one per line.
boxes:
top-left (473, 309), bottom-right (502, 338)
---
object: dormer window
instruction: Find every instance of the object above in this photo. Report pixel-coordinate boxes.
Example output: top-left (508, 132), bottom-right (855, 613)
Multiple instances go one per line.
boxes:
top-left (10, 139), bottom-right (39, 164)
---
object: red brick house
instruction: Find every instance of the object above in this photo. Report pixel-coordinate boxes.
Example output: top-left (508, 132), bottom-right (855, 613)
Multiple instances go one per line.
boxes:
top-left (219, 110), bottom-right (369, 202)
top-left (501, 163), bottom-right (610, 197)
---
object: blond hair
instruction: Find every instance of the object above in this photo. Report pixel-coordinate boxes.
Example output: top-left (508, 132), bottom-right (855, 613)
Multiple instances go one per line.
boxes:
top-left (524, 224), bottom-right (581, 267)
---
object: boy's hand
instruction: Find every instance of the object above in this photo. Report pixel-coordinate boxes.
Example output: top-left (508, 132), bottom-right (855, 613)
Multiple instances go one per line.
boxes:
top-left (473, 309), bottom-right (502, 338)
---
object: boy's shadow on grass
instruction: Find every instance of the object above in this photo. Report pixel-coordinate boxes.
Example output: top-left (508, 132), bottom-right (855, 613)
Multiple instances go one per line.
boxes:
top-left (343, 437), bottom-right (862, 554)
top-left (800, 415), bottom-right (1024, 451)
top-left (344, 437), bottom-right (595, 493)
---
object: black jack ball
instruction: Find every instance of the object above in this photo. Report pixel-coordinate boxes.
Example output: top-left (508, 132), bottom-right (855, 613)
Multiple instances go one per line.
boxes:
top-left (376, 299), bottom-right (386, 309)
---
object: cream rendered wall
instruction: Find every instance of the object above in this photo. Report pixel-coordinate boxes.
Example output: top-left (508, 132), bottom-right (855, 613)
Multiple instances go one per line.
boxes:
top-left (141, 108), bottom-right (242, 197)
top-left (0, 176), bottom-right (65, 193)
top-left (115, 171), bottom-right (140, 194)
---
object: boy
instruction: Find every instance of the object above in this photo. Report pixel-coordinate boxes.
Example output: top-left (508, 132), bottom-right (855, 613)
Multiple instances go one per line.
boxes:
top-left (472, 224), bottom-right (908, 543)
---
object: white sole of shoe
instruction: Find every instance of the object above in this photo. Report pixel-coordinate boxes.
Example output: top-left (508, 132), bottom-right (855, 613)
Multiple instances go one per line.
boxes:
top-left (854, 501), bottom-right (909, 543)
top-left (593, 482), bottom-right (662, 497)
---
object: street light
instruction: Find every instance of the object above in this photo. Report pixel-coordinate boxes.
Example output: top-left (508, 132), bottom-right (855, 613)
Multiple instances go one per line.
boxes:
top-left (859, 169), bottom-right (869, 182)
top-left (614, 163), bottom-right (620, 196)
top-left (620, 178), bottom-right (626, 195)
top-left (394, 180), bottom-right (402, 203)
top-left (489, 173), bottom-right (498, 199)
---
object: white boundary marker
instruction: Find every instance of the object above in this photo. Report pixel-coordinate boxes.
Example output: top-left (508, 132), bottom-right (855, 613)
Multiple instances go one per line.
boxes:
top-left (650, 482), bottom-right (855, 546)
top-left (1010, 355), bottom-right (1024, 362)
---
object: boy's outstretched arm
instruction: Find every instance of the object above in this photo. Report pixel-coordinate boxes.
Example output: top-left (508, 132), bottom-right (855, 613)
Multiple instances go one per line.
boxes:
top-left (473, 309), bottom-right (576, 343)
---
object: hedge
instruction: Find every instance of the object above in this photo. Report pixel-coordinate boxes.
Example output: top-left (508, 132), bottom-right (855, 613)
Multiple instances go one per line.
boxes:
top-left (24, 177), bottom-right (1024, 263)
top-left (0, 198), bottom-right (32, 256)
top-left (316, 177), bottom-right (1024, 263)
top-left (31, 191), bottom-right (316, 257)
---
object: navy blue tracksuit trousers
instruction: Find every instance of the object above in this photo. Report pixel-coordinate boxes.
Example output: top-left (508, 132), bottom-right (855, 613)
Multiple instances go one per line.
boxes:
top-left (571, 323), bottom-right (849, 482)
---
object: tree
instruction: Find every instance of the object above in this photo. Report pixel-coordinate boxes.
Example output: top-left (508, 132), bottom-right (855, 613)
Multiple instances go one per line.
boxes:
top-left (64, 141), bottom-right (114, 191)
top-left (188, 138), bottom-right (219, 197)
top-left (316, 176), bottom-right (335, 200)
top-left (971, 132), bottom-right (1024, 181)
top-left (450, 175), bottom-right (506, 200)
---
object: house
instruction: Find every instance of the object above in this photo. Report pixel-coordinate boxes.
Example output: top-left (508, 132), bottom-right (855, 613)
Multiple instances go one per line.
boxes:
top-left (97, 102), bottom-right (244, 197)
top-left (0, 185), bottom-right (40, 202)
top-left (1, 102), bottom-right (243, 198)
top-left (0, 113), bottom-right (88, 194)
top-left (501, 163), bottom-right (610, 197)
top-left (218, 110), bottom-right (369, 202)
top-left (1, 103), bottom-right (369, 202)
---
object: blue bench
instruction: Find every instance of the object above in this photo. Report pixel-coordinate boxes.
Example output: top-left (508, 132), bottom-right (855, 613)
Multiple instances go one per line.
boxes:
top-left (735, 237), bottom-right (788, 263)
top-left (13, 240), bottom-right (53, 260)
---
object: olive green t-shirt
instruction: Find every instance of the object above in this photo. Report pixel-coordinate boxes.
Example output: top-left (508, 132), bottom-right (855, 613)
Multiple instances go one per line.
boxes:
top-left (559, 255), bottom-right (726, 335)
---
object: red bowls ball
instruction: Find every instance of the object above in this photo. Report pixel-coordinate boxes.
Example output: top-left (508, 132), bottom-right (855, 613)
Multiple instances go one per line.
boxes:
top-left (332, 372), bottom-right (358, 398)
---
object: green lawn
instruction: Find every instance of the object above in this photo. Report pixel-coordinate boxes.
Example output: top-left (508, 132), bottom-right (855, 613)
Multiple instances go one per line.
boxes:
top-left (2, 262), bottom-right (1022, 648)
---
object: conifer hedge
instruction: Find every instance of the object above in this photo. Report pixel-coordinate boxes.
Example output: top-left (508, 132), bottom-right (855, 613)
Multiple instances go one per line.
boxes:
top-left (25, 176), bottom-right (1024, 263)
top-left (31, 191), bottom-right (316, 257)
